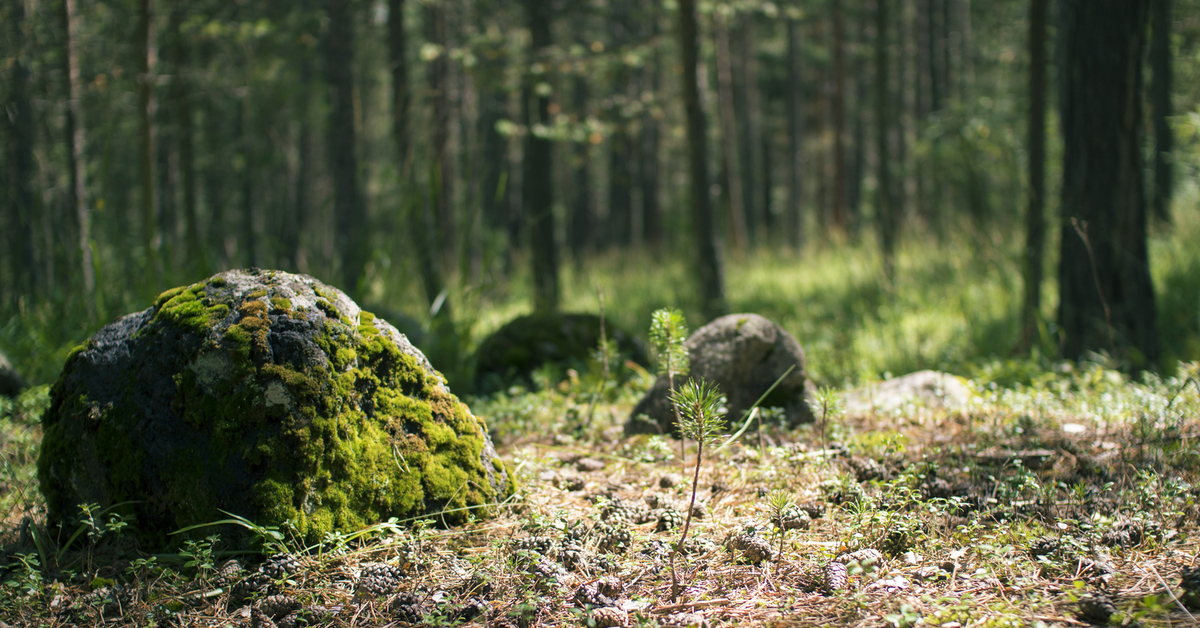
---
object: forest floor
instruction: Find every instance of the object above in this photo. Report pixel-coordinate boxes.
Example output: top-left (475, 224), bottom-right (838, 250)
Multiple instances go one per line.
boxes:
top-left (3, 361), bottom-right (1200, 627)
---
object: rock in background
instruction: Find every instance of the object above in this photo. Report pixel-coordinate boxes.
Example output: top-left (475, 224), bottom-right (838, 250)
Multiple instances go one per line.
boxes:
top-left (0, 350), bottom-right (26, 397)
top-left (842, 370), bottom-right (972, 415)
top-left (473, 312), bottom-right (646, 394)
top-left (38, 269), bottom-right (513, 550)
top-left (626, 313), bottom-right (814, 435)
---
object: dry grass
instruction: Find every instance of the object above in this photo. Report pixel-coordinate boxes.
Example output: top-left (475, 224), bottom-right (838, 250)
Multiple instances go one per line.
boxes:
top-left (3, 364), bottom-right (1200, 627)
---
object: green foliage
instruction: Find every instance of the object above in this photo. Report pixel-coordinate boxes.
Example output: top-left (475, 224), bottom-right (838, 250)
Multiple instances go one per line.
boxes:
top-left (669, 380), bottom-right (726, 444)
top-left (649, 309), bottom-right (690, 378)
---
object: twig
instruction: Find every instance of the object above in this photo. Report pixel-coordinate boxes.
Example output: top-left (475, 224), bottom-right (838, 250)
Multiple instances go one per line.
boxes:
top-left (1147, 564), bottom-right (1195, 621)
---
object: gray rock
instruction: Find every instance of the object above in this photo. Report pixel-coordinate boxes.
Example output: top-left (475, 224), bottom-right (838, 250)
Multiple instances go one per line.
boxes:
top-left (626, 313), bottom-right (814, 436)
top-left (0, 350), bottom-right (25, 397)
top-left (842, 370), bottom-right (971, 415)
top-left (38, 269), bottom-right (513, 550)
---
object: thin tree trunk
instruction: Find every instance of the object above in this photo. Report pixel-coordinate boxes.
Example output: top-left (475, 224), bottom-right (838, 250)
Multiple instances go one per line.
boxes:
top-left (326, 0), bottom-right (365, 292)
top-left (10, 0), bottom-right (37, 296)
top-left (679, 0), bottom-right (726, 319)
top-left (524, 0), bottom-right (559, 312)
top-left (1057, 0), bottom-right (1157, 369)
top-left (292, 55), bottom-right (313, 272)
top-left (427, 2), bottom-right (455, 273)
top-left (139, 0), bottom-right (158, 272)
top-left (238, 95), bottom-right (256, 268)
top-left (876, 0), bottom-right (896, 282)
top-left (167, 6), bottom-right (200, 274)
top-left (786, 16), bottom-right (805, 250)
top-left (848, 3), bottom-right (868, 229)
top-left (1150, 0), bottom-right (1173, 224)
top-left (1020, 0), bottom-right (1047, 351)
top-left (64, 0), bottom-right (94, 299)
top-left (568, 76), bottom-right (591, 260)
top-left (928, 0), bottom-right (943, 113)
top-left (734, 16), bottom-right (762, 244)
top-left (959, 0), bottom-right (972, 103)
top-left (713, 11), bottom-right (746, 253)
top-left (831, 0), bottom-right (849, 231)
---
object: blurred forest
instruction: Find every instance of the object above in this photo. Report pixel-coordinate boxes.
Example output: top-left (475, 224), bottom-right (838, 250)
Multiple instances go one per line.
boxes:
top-left (4, 0), bottom-right (1200, 387)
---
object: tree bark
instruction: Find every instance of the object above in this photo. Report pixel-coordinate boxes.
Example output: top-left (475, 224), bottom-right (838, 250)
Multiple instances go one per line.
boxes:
top-left (848, 2), bottom-right (868, 228)
top-left (166, 6), bottom-right (200, 275)
top-left (292, 52), bottom-right (314, 273)
top-left (139, 0), bottom-right (159, 271)
top-left (568, 76), bottom-right (591, 260)
top-left (1150, 0), bottom-right (1173, 224)
top-left (678, 0), bottom-right (726, 320)
top-left (713, 11), bottom-right (746, 253)
top-left (524, 0), bottom-right (559, 312)
top-left (64, 0), bottom-right (94, 298)
top-left (238, 95), bottom-right (257, 268)
top-left (734, 15), bottom-right (763, 244)
top-left (1020, 0), bottom-right (1047, 350)
top-left (326, 0), bottom-right (365, 292)
top-left (830, 0), bottom-right (849, 231)
top-left (1057, 0), bottom-right (1157, 369)
top-left (426, 2), bottom-right (455, 273)
top-left (9, 0), bottom-right (38, 295)
top-left (785, 16), bottom-right (804, 250)
top-left (876, 0), bottom-right (896, 282)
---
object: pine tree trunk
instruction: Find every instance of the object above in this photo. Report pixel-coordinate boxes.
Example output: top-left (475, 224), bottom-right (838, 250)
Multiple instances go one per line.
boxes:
top-left (713, 11), bottom-right (746, 252)
top-left (167, 6), bottom-right (200, 275)
top-left (9, 0), bottom-right (37, 295)
top-left (292, 53), bottom-right (313, 273)
top-left (238, 96), bottom-right (257, 268)
top-left (1150, 0), bottom-right (1173, 224)
top-left (876, 0), bottom-right (896, 281)
top-left (786, 16), bottom-right (805, 250)
top-left (139, 0), bottom-right (159, 272)
top-left (831, 0), bottom-right (848, 231)
top-left (679, 0), bottom-right (726, 320)
top-left (848, 2), bottom-right (868, 230)
top-left (1057, 0), bottom-right (1157, 369)
top-left (1020, 0), bottom-right (1048, 350)
top-left (568, 76), bottom-right (591, 259)
top-left (64, 0), bottom-right (94, 298)
top-left (524, 0), bottom-right (559, 312)
top-left (326, 0), bottom-right (365, 292)
top-left (734, 16), bottom-right (762, 244)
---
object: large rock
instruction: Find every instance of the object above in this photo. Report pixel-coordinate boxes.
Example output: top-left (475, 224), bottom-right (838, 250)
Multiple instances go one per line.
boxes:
top-left (0, 350), bottom-right (26, 397)
top-left (39, 269), bottom-right (513, 550)
top-left (626, 313), bottom-right (814, 435)
top-left (473, 312), bottom-right (646, 393)
top-left (842, 370), bottom-right (971, 415)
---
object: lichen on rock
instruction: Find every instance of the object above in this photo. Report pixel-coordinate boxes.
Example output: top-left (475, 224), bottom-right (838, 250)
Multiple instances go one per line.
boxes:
top-left (38, 269), bottom-right (513, 550)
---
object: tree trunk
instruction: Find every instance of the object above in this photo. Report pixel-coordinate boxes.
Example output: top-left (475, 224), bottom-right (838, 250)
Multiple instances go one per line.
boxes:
top-left (1020, 0), bottom-right (1048, 350)
top-left (9, 0), bottom-right (37, 296)
top-left (292, 53), bottom-right (313, 273)
top-left (1150, 0), bottom-right (1173, 224)
top-left (524, 0), bottom-right (559, 312)
top-left (848, 2), bottom-right (868, 229)
top-left (734, 16), bottom-right (762, 244)
top-left (139, 0), bottom-right (158, 272)
top-left (326, 0), bottom-right (365, 292)
top-left (876, 0), bottom-right (896, 282)
top-left (640, 7), bottom-right (663, 250)
top-left (713, 11), bottom-right (746, 253)
top-left (568, 76), bottom-right (591, 260)
top-left (786, 16), bottom-right (805, 250)
top-left (238, 95), bottom-right (257, 268)
top-left (64, 0), bottom-right (94, 298)
top-left (426, 2), bottom-right (455, 273)
top-left (678, 0), bottom-right (726, 320)
top-left (831, 0), bottom-right (849, 231)
top-left (167, 6), bottom-right (200, 275)
top-left (1057, 0), bottom-right (1157, 369)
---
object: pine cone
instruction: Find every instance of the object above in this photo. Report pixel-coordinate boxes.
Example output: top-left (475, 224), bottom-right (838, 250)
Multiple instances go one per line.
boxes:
top-left (250, 607), bottom-right (277, 628)
top-left (824, 561), bottom-right (849, 592)
top-left (589, 606), bottom-right (629, 628)
top-left (595, 521), bottom-right (633, 554)
top-left (262, 553), bottom-right (303, 581)
top-left (257, 594), bottom-right (301, 620)
top-left (558, 543), bottom-right (589, 572)
top-left (513, 535), bottom-right (557, 556)
top-left (1029, 536), bottom-right (1061, 560)
top-left (357, 562), bottom-right (404, 598)
top-left (660, 473), bottom-right (683, 489)
top-left (1101, 519), bottom-right (1144, 548)
top-left (774, 505), bottom-right (811, 531)
top-left (1077, 592), bottom-right (1118, 624)
top-left (655, 507), bottom-right (685, 532)
top-left (213, 559), bottom-right (243, 589)
top-left (796, 501), bottom-right (825, 520)
top-left (727, 529), bottom-right (775, 565)
top-left (602, 499), bottom-right (653, 525)
top-left (388, 592), bottom-right (426, 624)
top-left (639, 539), bottom-right (671, 561)
top-left (846, 456), bottom-right (891, 482)
top-left (453, 597), bottom-right (487, 622)
top-left (573, 582), bottom-right (618, 609)
top-left (230, 571), bottom-right (276, 607)
top-left (836, 548), bottom-right (884, 568)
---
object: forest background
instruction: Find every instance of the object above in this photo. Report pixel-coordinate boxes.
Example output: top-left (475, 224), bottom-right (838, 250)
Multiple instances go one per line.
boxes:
top-left (3, 0), bottom-right (1200, 391)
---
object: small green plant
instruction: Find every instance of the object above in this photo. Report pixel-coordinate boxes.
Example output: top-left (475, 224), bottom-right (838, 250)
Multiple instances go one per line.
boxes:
top-left (767, 490), bottom-right (796, 562)
top-left (180, 535), bottom-right (219, 579)
top-left (650, 308), bottom-right (690, 466)
top-left (667, 378), bottom-right (725, 601)
top-left (814, 387), bottom-right (843, 462)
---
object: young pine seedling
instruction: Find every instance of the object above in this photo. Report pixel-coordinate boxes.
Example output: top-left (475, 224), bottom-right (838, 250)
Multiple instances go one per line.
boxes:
top-left (767, 489), bottom-right (797, 562)
top-left (650, 308), bottom-right (690, 466)
top-left (814, 386), bottom-right (843, 466)
top-left (667, 378), bottom-right (725, 601)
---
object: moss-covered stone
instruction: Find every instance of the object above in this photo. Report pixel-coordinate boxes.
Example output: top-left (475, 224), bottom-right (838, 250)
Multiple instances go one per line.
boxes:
top-left (38, 269), bottom-right (513, 551)
top-left (473, 312), bottom-right (647, 394)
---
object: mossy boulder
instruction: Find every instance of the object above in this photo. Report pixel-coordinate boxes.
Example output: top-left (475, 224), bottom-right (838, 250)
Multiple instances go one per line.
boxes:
top-left (0, 349), bottom-right (26, 397)
top-left (473, 312), bottom-right (646, 393)
top-left (626, 313), bottom-right (815, 436)
top-left (38, 269), bottom-right (513, 550)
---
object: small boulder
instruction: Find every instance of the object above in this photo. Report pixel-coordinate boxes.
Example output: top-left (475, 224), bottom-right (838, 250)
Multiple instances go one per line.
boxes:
top-left (0, 350), bottom-right (26, 397)
top-left (842, 370), bottom-right (970, 415)
top-left (626, 313), bottom-right (814, 435)
top-left (38, 269), bottom-right (513, 550)
top-left (473, 312), bottom-right (646, 393)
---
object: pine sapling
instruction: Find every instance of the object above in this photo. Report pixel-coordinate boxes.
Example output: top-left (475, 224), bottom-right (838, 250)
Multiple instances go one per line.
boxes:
top-left (666, 379), bottom-right (725, 601)
top-left (650, 309), bottom-right (690, 467)
top-left (814, 386), bottom-right (843, 466)
top-left (767, 490), bottom-right (796, 562)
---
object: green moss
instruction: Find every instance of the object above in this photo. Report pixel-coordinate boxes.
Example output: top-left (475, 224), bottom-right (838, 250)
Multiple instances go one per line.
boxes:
top-left (271, 297), bottom-right (292, 312)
